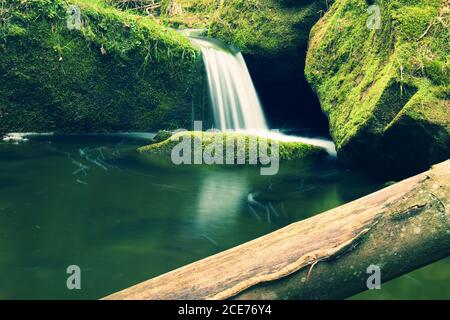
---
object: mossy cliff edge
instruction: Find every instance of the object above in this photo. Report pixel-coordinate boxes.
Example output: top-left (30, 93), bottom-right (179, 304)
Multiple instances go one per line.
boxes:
top-left (158, 0), bottom-right (326, 58)
top-left (0, 0), bottom-right (203, 133)
top-left (305, 0), bottom-right (449, 178)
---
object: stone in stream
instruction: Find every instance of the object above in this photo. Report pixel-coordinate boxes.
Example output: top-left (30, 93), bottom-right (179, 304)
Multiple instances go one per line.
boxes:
top-left (138, 131), bottom-right (328, 167)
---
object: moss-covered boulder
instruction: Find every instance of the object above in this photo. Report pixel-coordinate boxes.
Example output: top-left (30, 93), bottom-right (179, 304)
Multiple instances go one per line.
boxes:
top-left (305, 0), bottom-right (450, 178)
top-left (0, 0), bottom-right (203, 134)
top-left (138, 131), bottom-right (328, 161)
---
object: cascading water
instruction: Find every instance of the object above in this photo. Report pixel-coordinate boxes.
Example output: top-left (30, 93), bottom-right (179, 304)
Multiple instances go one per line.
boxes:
top-left (190, 37), bottom-right (268, 131)
top-left (191, 37), bottom-right (336, 155)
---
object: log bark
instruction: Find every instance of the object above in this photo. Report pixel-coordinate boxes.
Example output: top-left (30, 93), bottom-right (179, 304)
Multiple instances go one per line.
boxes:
top-left (104, 159), bottom-right (450, 300)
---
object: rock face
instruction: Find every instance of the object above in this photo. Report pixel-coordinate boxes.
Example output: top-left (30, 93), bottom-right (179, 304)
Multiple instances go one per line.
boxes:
top-left (305, 0), bottom-right (449, 178)
top-left (0, 0), bottom-right (204, 134)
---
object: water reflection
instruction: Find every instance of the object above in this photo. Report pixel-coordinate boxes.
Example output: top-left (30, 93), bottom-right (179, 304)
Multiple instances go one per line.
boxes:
top-left (195, 171), bottom-right (250, 230)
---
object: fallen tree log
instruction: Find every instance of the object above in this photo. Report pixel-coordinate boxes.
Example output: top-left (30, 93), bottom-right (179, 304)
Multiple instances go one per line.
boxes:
top-left (104, 159), bottom-right (450, 300)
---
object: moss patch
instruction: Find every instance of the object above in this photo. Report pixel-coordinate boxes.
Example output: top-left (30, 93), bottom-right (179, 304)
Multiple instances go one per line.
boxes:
top-left (305, 0), bottom-right (450, 178)
top-left (0, 0), bottom-right (204, 133)
top-left (138, 131), bottom-right (327, 161)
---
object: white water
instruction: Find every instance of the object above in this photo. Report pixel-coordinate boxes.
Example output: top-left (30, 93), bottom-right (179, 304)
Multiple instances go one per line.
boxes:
top-left (191, 37), bottom-right (268, 131)
top-left (191, 37), bottom-right (336, 156)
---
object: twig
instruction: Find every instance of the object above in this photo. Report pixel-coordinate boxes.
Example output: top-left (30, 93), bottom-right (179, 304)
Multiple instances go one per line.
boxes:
top-left (417, 20), bottom-right (438, 41)
top-left (417, 7), bottom-right (447, 41)
top-left (132, 3), bottom-right (160, 11)
top-left (306, 259), bottom-right (323, 282)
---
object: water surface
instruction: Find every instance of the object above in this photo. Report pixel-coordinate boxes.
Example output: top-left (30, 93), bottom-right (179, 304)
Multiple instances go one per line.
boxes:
top-left (0, 135), bottom-right (447, 299)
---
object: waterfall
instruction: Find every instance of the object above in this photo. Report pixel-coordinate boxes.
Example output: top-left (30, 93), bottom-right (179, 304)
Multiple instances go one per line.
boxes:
top-left (190, 37), bottom-right (268, 131)
top-left (190, 37), bottom-right (337, 156)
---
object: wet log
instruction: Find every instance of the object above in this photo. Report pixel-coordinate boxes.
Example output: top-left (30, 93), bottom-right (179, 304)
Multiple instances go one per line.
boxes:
top-left (104, 159), bottom-right (450, 300)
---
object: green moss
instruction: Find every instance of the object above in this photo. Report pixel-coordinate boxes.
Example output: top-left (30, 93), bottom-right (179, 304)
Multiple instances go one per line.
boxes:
top-left (155, 0), bottom-right (326, 58)
top-left (208, 0), bottom-right (325, 58)
top-left (0, 0), bottom-right (204, 133)
top-left (4, 24), bottom-right (27, 37)
top-left (138, 131), bottom-right (327, 161)
top-left (424, 60), bottom-right (449, 86)
top-left (152, 129), bottom-right (173, 143)
top-left (305, 0), bottom-right (450, 178)
top-left (393, 3), bottom-right (437, 40)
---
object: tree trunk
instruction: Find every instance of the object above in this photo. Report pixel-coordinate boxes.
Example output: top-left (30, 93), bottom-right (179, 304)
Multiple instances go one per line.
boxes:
top-left (104, 159), bottom-right (450, 300)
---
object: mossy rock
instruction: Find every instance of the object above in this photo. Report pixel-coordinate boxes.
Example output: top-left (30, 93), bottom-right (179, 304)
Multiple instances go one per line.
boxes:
top-left (305, 0), bottom-right (450, 178)
top-left (0, 0), bottom-right (205, 134)
top-left (138, 131), bottom-right (328, 162)
top-left (152, 129), bottom-right (174, 143)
